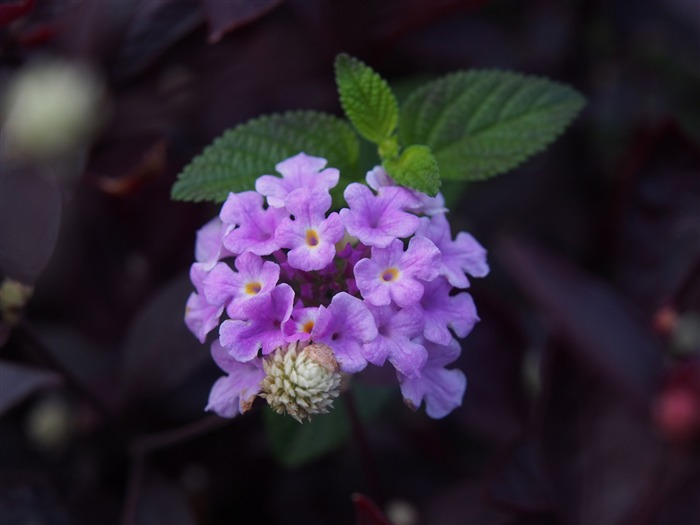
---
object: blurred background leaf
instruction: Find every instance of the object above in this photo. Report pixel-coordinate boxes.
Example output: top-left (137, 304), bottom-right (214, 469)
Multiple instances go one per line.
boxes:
top-left (0, 360), bottom-right (60, 417)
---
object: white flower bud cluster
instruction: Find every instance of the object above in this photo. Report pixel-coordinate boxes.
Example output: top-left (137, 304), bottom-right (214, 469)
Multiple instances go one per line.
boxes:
top-left (260, 342), bottom-right (342, 422)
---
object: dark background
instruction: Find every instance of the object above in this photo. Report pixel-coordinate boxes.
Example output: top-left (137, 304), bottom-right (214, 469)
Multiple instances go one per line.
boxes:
top-left (1, 1), bottom-right (699, 524)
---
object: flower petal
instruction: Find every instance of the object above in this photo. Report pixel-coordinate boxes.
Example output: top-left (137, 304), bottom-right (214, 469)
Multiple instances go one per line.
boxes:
top-left (311, 293), bottom-right (376, 373)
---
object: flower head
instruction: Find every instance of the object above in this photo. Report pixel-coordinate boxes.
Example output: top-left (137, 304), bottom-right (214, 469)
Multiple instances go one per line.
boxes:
top-left (185, 153), bottom-right (487, 421)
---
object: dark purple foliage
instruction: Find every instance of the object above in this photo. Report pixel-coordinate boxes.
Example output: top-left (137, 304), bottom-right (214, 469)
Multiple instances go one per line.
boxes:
top-left (1, 1), bottom-right (699, 524)
top-left (0, 164), bottom-right (62, 284)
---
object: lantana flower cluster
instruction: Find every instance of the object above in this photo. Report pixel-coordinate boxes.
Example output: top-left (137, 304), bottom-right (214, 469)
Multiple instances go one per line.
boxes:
top-left (185, 152), bottom-right (488, 421)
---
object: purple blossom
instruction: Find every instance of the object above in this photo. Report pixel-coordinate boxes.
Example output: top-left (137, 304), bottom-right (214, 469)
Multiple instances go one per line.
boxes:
top-left (417, 214), bottom-right (489, 288)
top-left (185, 263), bottom-right (224, 343)
top-left (365, 165), bottom-right (393, 191)
top-left (255, 152), bottom-right (340, 208)
top-left (195, 217), bottom-right (233, 271)
top-left (219, 190), bottom-right (254, 225)
top-left (417, 276), bottom-right (479, 345)
top-left (398, 337), bottom-right (467, 419)
top-left (362, 304), bottom-right (427, 379)
top-left (366, 166), bottom-right (447, 216)
top-left (339, 183), bottom-right (421, 247)
top-left (220, 191), bottom-right (287, 256)
top-left (354, 237), bottom-right (441, 307)
top-left (206, 341), bottom-right (265, 418)
top-left (219, 284), bottom-right (294, 362)
top-left (185, 152), bottom-right (489, 421)
top-left (311, 292), bottom-right (377, 373)
top-left (274, 188), bottom-right (344, 271)
top-left (203, 252), bottom-right (280, 318)
top-left (282, 303), bottom-right (319, 342)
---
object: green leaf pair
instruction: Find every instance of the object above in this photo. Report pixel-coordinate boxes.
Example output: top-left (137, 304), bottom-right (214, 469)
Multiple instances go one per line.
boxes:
top-left (334, 54), bottom-right (440, 196)
top-left (171, 54), bottom-right (585, 204)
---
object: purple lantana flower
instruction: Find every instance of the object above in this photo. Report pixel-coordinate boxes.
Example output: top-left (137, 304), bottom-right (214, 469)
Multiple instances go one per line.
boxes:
top-left (282, 303), bottom-right (320, 343)
top-left (203, 252), bottom-right (280, 318)
top-left (417, 213), bottom-right (489, 288)
top-left (417, 276), bottom-right (479, 345)
top-left (366, 166), bottom-right (448, 216)
top-left (220, 191), bottom-right (286, 256)
top-left (340, 183), bottom-right (421, 247)
top-left (195, 217), bottom-right (233, 271)
top-left (275, 188), bottom-right (344, 271)
top-left (362, 304), bottom-right (427, 379)
top-left (184, 153), bottom-right (488, 421)
top-left (219, 283), bottom-right (294, 362)
top-left (185, 263), bottom-right (224, 343)
top-left (398, 337), bottom-right (467, 419)
top-left (354, 237), bottom-right (441, 307)
top-left (206, 341), bottom-right (265, 418)
top-left (256, 152), bottom-right (339, 208)
top-left (311, 292), bottom-right (377, 373)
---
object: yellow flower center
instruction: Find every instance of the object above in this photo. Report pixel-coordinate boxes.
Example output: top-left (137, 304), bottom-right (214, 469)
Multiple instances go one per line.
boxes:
top-left (381, 267), bottom-right (399, 282)
top-left (305, 229), bottom-right (320, 247)
top-left (244, 281), bottom-right (262, 295)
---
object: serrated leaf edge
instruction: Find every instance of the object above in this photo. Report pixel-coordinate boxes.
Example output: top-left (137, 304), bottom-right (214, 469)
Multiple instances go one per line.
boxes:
top-left (171, 110), bottom-right (359, 202)
top-left (400, 69), bottom-right (585, 181)
top-left (334, 54), bottom-right (399, 144)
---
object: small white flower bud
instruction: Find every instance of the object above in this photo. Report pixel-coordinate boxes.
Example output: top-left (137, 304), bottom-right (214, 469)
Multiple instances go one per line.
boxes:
top-left (260, 342), bottom-right (342, 422)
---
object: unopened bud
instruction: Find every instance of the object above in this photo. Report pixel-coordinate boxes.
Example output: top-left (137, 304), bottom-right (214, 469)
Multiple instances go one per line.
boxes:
top-left (260, 342), bottom-right (342, 422)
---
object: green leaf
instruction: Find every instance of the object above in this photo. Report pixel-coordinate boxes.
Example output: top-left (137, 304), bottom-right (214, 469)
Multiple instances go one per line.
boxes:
top-left (263, 384), bottom-right (396, 468)
top-left (171, 111), bottom-right (360, 202)
top-left (399, 70), bottom-right (585, 181)
top-left (383, 144), bottom-right (441, 196)
top-left (263, 404), bottom-right (350, 469)
top-left (334, 54), bottom-right (399, 145)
